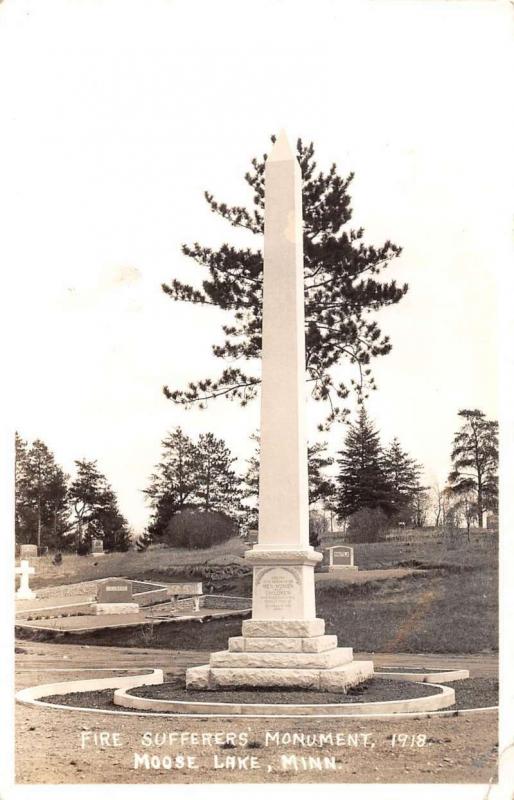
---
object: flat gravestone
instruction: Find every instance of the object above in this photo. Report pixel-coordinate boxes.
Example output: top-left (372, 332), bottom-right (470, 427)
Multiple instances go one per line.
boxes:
top-left (95, 579), bottom-right (139, 614)
top-left (20, 544), bottom-right (38, 560)
top-left (327, 545), bottom-right (358, 573)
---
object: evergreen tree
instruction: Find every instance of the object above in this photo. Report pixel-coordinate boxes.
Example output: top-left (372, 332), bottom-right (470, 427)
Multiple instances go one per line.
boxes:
top-left (69, 459), bottom-right (130, 551)
top-left (243, 434), bottom-right (335, 511)
top-left (144, 428), bottom-right (242, 538)
top-left (448, 409), bottom-right (498, 527)
top-left (308, 442), bottom-right (336, 506)
top-left (194, 432), bottom-right (242, 516)
top-left (15, 433), bottom-right (34, 545)
top-left (15, 433), bottom-right (70, 549)
top-left (162, 136), bottom-right (407, 429)
top-left (143, 428), bottom-right (198, 537)
top-left (336, 408), bottom-right (390, 518)
top-left (95, 486), bottom-right (132, 552)
top-left (382, 437), bottom-right (422, 519)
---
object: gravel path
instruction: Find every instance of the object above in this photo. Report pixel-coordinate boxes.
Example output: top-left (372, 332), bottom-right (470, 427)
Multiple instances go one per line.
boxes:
top-left (15, 640), bottom-right (499, 785)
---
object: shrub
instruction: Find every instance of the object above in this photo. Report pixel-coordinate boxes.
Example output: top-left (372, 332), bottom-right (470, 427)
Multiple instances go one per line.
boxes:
top-left (164, 508), bottom-right (237, 549)
top-left (135, 531), bottom-right (152, 552)
top-left (77, 540), bottom-right (91, 556)
top-left (347, 507), bottom-right (389, 543)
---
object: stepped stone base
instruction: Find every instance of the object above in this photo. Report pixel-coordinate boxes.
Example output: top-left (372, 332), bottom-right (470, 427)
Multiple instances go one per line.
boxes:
top-left (185, 617), bottom-right (374, 693)
top-left (210, 646), bottom-right (353, 670)
top-left (186, 660), bottom-right (374, 692)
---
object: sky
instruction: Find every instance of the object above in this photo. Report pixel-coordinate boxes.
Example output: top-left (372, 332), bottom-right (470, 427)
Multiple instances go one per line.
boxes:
top-left (1, 0), bottom-right (511, 533)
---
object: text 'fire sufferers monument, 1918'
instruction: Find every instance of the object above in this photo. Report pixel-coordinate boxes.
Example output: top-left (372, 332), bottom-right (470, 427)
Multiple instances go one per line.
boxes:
top-left (186, 132), bottom-right (374, 691)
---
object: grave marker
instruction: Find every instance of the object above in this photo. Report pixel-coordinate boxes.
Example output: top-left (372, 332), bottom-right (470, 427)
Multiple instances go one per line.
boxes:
top-left (91, 539), bottom-right (105, 556)
top-left (20, 544), bottom-right (38, 560)
top-left (326, 545), bottom-right (358, 573)
top-left (15, 560), bottom-right (36, 600)
top-left (95, 578), bottom-right (139, 615)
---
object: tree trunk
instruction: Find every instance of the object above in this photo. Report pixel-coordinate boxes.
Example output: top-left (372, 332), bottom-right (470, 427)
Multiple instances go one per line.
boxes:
top-left (37, 496), bottom-right (42, 550)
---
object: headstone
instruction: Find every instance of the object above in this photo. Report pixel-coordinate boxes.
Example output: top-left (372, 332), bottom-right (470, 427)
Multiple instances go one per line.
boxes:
top-left (486, 513), bottom-right (498, 531)
top-left (326, 545), bottom-right (358, 573)
top-left (15, 560), bottom-right (36, 600)
top-left (97, 578), bottom-right (133, 603)
top-left (20, 544), bottom-right (38, 560)
top-left (91, 538), bottom-right (105, 556)
top-left (94, 578), bottom-right (139, 615)
top-left (186, 133), bottom-right (373, 692)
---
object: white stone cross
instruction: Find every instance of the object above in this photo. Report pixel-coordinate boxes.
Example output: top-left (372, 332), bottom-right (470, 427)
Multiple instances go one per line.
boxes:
top-left (15, 559), bottom-right (36, 600)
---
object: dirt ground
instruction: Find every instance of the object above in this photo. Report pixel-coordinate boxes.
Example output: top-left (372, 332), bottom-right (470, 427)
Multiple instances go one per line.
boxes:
top-left (15, 641), bottom-right (498, 785)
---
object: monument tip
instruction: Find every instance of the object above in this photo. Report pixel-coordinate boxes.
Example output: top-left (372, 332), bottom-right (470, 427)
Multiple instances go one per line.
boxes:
top-left (269, 129), bottom-right (294, 162)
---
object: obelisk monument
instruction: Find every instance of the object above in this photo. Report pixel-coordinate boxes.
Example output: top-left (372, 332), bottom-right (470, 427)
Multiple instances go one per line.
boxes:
top-left (186, 133), bottom-right (373, 690)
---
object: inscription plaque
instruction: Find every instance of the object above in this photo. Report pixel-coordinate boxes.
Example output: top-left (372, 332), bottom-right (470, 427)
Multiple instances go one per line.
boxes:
top-left (332, 546), bottom-right (353, 566)
top-left (255, 566), bottom-right (301, 618)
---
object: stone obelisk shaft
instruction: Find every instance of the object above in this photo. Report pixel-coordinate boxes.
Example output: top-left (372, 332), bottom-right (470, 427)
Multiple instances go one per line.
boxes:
top-left (258, 132), bottom-right (309, 549)
top-left (185, 134), bottom-right (374, 690)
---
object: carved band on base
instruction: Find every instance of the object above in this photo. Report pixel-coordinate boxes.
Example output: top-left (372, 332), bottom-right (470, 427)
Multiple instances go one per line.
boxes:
top-left (242, 618), bottom-right (325, 638)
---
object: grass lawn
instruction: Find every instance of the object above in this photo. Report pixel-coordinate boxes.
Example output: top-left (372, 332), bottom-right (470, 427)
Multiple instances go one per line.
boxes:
top-left (18, 565), bottom-right (497, 655)
top-left (28, 538), bottom-right (248, 590)
top-left (17, 537), bottom-right (497, 654)
top-left (318, 564), bottom-right (497, 653)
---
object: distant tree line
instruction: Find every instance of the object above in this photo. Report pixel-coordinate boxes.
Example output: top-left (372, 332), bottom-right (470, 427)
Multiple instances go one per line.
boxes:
top-left (15, 433), bottom-right (131, 553)
top-left (140, 417), bottom-right (430, 549)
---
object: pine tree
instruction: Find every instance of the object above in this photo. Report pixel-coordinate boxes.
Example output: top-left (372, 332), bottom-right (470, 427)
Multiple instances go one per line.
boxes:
top-left (308, 442), bottom-right (336, 506)
top-left (382, 437), bottom-right (422, 519)
top-left (15, 433), bottom-right (34, 544)
top-left (143, 428), bottom-right (198, 537)
top-left (448, 409), bottom-right (498, 527)
top-left (69, 459), bottom-right (130, 551)
top-left (194, 432), bottom-right (242, 516)
top-left (242, 434), bottom-right (335, 511)
top-left (144, 428), bottom-right (243, 538)
top-left (336, 408), bottom-right (390, 518)
top-left (96, 486), bottom-right (132, 552)
top-left (15, 434), bottom-right (70, 549)
top-left (162, 136), bottom-right (407, 429)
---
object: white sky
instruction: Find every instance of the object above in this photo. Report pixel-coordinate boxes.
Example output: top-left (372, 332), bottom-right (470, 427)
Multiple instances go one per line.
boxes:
top-left (1, 0), bottom-right (511, 533)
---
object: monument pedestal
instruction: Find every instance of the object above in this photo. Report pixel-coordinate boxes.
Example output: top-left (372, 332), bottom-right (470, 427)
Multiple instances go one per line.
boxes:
top-left (185, 546), bottom-right (374, 692)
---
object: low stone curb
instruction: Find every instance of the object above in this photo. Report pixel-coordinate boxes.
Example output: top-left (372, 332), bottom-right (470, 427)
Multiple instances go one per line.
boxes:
top-left (15, 667), bottom-right (492, 720)
top-left (113, 679), bottom-right (455, 716)
top-left (15, 668), bottom-right (164, 710)
top-left (375, 668), bottom-right (470, 683)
